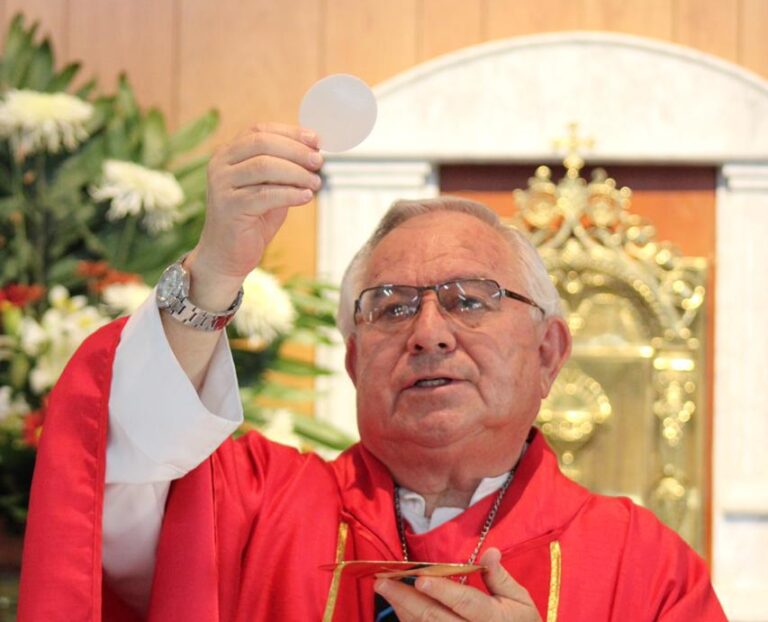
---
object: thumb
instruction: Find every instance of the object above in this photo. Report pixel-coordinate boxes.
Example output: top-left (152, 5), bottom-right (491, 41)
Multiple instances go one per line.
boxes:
top-left (479, 548), bottom-right (535, 604)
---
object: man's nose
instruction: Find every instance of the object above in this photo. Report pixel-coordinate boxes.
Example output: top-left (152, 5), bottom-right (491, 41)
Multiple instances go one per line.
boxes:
top-left (405, 294), bottom-right (457, 354)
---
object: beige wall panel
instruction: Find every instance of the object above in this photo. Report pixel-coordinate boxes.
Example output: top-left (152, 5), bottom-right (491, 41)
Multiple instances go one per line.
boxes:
top-left (674, 0), bottom-right (739, 63)
top-left (324, 0), bottom-right (418, 85)
top-left (486, 0), bottom-right (582, 39)
top-left (581, 0), bottom-right (674, 40)
top-left (178, 0), bottom-right (322, 279)
top-left (740, 0), bottom-right (768, 80)
top-left (67, 0), bottom-right (175, 117)
top-left (2, 0), bottom-right (68, 58)
top-left (418, 0), bottom-right (485, 62)
top-left (262, 198), bottom-right (318, 279)
top-left (178, 0), bottom-right (322, 140)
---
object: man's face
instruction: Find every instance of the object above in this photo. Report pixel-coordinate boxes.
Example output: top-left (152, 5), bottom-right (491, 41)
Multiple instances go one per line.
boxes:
top-left (345, 211), bottom-right (570, 471)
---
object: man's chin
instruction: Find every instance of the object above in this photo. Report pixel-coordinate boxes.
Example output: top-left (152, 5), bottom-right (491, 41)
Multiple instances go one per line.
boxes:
top-left (377, 410), bottom-right (481, 450)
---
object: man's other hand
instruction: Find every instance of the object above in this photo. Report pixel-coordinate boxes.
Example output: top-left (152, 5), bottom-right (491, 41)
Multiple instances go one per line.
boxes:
top-left (373, 548), bottom-right (542, 622)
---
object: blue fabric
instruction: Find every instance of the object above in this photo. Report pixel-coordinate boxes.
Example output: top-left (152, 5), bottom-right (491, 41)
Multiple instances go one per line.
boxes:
top-left (373, 576), bottom-right (416, 621)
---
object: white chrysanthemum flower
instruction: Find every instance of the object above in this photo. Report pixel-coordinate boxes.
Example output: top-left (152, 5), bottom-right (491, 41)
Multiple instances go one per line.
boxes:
top-left (233, 268), bottom-right (296, 347)
top-left (90, 159), bottom-right (184, 234)
top-left (0, 386), bottom-right (29, 423)
top-left (101, 281), bottom-right (153, 316)
top-left (260, 409), bottom-right (303, 450)
top-left (0, 89), bottom-right (93, 156)
top-left (20, 285), bottom-right (110, 394)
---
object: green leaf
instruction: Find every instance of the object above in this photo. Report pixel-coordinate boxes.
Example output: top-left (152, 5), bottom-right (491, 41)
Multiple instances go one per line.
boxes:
top-left (85, 97), bottom-right (112, 134)
top-left (47, 257), bottom-right (81, 286)
top-left (49, 137), bottom-right (106, 201)
top-left (286, 327), bottom-right (336, 347)
top-left (241, 411), bottom-right (267, 428)
top-left (168, 110), bottom-right (219, 157)
top-left (0, 164), bottom-right (11, 193)
top-left (105, 117), bottom-right (132, 160)
top-left (48, 61), bottom-right (81, 92)
top-left (140, 109), bottom-right (169, 168)
top-left (291, 413), bottom-right (356, 450)
top-left (257, 382), bottom-right (319, 402)
top-left (0, 195), bottom-right (23, 218)
top-left (1, 305), bottom-right (23, 336)
top-left (9, 354), bottom-right (29, 390)
top-left (1, 256), bottom-right (19, 282)
top-left (269, 356), bottom-right (333, 377)
top-left (1, 14), bottom-right (32, 87)
top-left (116, 73), bottom-right (139, 118)
top-left (8, 35), bottom-right (36, 88)
top-left (289, 290), bottom-right (339, 316)
top-left (177, 159), bottom-right (208, 199)
top-left (76, 77), bottom-right (98, 100)
top-left (49, 206), bottom-right (105, 259)
top-left (24, 38), bottom-right (54, 90)
top-left (3, 14), bottom-right (27, 56)
top-left (171, 154), bottom-right (209, 178)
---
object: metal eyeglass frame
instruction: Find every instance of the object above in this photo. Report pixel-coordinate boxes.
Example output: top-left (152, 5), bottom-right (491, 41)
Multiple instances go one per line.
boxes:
top-left (353, 278), bottom-right (546, 327)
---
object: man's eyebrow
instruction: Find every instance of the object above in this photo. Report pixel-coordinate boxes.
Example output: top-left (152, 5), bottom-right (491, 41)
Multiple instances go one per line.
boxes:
top-left (366, 275), bottom-right (493, 288)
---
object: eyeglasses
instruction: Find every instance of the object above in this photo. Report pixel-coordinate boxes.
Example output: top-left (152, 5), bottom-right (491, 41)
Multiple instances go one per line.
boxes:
top-left (353, 278), bottom-right (544, 331)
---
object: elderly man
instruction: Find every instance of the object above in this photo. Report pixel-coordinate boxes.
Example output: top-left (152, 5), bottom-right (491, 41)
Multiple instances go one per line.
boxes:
top-left (20, 125), bottom-right (725, 621)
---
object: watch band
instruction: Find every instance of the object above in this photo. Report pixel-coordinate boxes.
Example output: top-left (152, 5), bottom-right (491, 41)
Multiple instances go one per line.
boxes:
top-left (163, 288), bottom-right (244, 331)
top-left (157, 254), bottom-right (244, 331)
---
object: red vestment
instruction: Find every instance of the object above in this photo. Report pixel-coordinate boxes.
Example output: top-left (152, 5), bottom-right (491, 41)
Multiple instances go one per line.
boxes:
top-left (19, 320), bottom-right (727, 621)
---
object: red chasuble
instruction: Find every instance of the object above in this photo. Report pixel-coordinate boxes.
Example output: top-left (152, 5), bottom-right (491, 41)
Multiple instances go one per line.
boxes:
top-left (19, 320), bottom-right (727, 621)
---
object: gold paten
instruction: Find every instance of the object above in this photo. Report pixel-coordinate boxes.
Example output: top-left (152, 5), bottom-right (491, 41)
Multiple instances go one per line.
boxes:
top-left (547, 541), bottom-right (562, 622)
top-left (322, 521), bottom-right (350, 622)
top-left (511, 123), bottom-right (708, 552)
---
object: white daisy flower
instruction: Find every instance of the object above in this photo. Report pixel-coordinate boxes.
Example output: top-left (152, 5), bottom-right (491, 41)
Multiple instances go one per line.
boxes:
top-left (101, 281), bottom-right (153, 316)
top-left (20, 286), bottom-right (110, 394)
top-left (90, 159), bottom-right (184, 233)
top-left (233, 268), bottom-right (296, 347)
top-left (0, 89), bottom-right (93, 156)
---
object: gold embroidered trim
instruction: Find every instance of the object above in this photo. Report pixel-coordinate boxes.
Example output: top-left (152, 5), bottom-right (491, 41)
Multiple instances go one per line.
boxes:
top-left (322, 522), bottom-right (350, 622)
top-left (547, 540), bottom-right (562, 622)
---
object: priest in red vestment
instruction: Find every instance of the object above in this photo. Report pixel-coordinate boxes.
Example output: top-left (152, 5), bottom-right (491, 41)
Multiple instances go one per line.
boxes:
top-left (18, 123), bottom-right (727, 621)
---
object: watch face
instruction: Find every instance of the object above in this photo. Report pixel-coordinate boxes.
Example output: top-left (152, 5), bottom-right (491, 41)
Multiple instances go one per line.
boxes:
top-left (156, 264), bottom-right (186, 307)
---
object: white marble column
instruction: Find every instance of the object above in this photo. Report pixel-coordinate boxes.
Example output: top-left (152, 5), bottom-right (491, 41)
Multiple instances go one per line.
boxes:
top-left (712, 163), bottom-right (768, 621)
top-left (315, 160), bottom-right (438, 436)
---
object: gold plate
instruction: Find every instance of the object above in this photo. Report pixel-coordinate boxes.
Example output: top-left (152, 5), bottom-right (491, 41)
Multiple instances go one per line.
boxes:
top-left (319, 560), bottom-right (483, 580)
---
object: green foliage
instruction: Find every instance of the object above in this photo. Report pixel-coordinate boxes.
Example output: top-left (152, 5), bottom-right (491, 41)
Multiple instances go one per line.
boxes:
top-left (0, 428), bottom-right (34, 533)
top-left (0, 15), bottom-right (219, 289)
top-left (240, 388), bottom-right (355, 452)
top-left (0, 13), bottom-right (349, 532)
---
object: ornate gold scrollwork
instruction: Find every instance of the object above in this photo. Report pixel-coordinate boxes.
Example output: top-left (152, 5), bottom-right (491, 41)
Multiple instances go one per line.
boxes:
top-left (509, 123), bottom-right (708, 551)
top-left (539, 368), bottom-right (612, 481)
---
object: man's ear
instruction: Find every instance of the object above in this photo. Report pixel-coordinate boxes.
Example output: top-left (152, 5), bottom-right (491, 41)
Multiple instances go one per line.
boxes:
top-left (344, 334), bottom-right (358, 387)
top-left (538, 316), bottom-right (572, 397)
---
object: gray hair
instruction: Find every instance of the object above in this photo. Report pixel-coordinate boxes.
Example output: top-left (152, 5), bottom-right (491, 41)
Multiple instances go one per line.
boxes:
top-left (336, 196), bottom-right (562, 339)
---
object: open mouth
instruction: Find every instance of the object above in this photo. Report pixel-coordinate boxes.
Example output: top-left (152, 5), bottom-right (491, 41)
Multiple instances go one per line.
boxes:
top-left (412, 377), bottom-right (454, 389)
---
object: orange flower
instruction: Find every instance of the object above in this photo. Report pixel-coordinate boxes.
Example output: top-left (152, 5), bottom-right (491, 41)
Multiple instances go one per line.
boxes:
top-left (76, 260), bottom-right (110, 278)
top-left (78, 261), bottom-right (142, 294)
top-left (21, 394), bottom-right (49, 448)
top-left (22, 409), bottom-right (45, 448)
top-left (0, 283), bottom-right (46, 307)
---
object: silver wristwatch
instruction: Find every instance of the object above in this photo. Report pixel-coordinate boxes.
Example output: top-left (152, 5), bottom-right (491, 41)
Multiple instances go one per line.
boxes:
top-left (156, 254), bottom-right (244, 331)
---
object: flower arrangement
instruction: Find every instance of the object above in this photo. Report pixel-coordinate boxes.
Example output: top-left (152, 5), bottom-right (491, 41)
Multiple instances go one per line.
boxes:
top-left (0, 14), bottom-right (352, 534)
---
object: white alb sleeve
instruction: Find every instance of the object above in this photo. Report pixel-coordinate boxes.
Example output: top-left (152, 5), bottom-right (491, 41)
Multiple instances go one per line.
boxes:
top-left (102, 292), bottom-right (243, 613)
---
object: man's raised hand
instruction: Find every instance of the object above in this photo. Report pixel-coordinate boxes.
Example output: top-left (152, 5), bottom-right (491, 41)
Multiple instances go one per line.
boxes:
top-left (186, 123), bottom-right (322, 309)
top-left (373, 548), bottom-right (542, 622)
